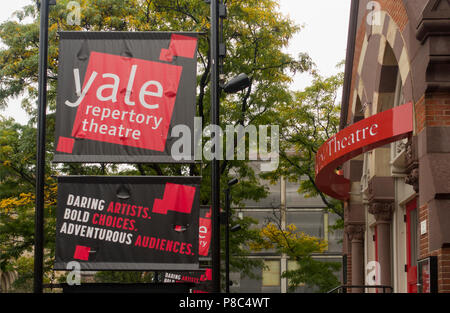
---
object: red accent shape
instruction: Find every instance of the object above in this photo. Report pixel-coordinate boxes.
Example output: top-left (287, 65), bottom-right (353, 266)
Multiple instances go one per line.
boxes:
top-left (73, 245), bottom-right (90, 261)
top-left (152, 183), bottom-right (196, 215)
top-left (159, 48), bottom-right (173, 62)
top-left (159, 34), bottom-right (198, 62)
top-left (315, 102), bottom-right (413, 200)
top-left (56, 136), bottom-right (75, 154)
top-left (168, 34), bottom-right (198, 59)
top-left (71, 51), bottom-right (182, 152)
top-left (152, 198), bottom-right (164, 214)
top-left (407, 265), bottom-right (418, 293)
top-left (174, 225), bottom-right (187, 232)
top-left (205, 268), bottom-right (212, 281)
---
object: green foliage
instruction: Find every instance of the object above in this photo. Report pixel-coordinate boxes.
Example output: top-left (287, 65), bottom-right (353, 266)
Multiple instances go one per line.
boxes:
top-left (260, 70), bottom-right (345, 225)
top-left (223, 214), bottom-right (265, 284)
top-left (251, 222), bottom-right (340, 293)
top-left (8, 255), bottom-right (59, 292)
top-left (0, 117), bottom-right (57, 276)
top-left (282, 259), bottom-right (341, 293)
top-left (9, 256), bottom-right (34, 293)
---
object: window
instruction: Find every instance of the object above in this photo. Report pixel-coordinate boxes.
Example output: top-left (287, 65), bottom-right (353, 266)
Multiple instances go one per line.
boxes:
top-left (262, 260), bottom-right (280, 287)
top-left (327, 213), bottom-right (344, 252)
top-left (394, 70), bottom-right (404, 108)
top-left (286, 210), bottom-right (323, 238)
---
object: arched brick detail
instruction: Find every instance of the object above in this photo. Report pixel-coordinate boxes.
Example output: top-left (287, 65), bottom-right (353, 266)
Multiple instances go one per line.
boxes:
top-left (378, 0), bottom-right (409, 31)
top-left (347, 18), bottom-right (367, 126)
top-left (348, 3), bottom-right (415, 132)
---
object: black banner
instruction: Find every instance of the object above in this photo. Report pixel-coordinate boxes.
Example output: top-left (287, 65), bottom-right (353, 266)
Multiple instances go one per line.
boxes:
top-left (53, 32), bottom-right (198, 163)
top-left (54, 176), bottom-right (201, 271)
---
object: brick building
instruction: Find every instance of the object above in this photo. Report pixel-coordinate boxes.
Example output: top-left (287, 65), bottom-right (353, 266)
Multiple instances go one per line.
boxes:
top-left (338, 0), bottom-right (450, 293)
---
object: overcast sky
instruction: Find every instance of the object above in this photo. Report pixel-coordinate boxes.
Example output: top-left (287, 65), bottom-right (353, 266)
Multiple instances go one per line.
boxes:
top-left (0, 0), bottom-right (351, 124)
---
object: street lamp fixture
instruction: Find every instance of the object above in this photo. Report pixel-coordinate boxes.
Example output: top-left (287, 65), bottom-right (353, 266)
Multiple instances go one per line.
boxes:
top-left (230, 224), bottom-right (241, 232)
top-left (222, 73), bottom-right (251, 94)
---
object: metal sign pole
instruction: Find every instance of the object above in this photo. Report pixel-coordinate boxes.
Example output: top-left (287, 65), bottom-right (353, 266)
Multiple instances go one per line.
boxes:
top-left (34, 0), bottom-right (51, 294)
top-left (225, 188), bottom-right (230, 293)
top-left (210, 0), bottom-right (221, 293)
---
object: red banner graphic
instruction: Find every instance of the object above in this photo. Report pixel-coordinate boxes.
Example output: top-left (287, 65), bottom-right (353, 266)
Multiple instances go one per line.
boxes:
top-left (69, 51), bottom-right (182, 151)
top-left (73, 245), bottom-right (91, 261)
top-left (152, 183), bottom-right (196, 215)
top-left (160, 33), bottom-right (199, 62)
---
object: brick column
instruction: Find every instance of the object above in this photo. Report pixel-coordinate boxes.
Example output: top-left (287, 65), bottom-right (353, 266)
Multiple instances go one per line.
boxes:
top-left (346, 223), bottom-right (365, 293)
top-left (367, 175), bottom-right (395, 291)
top-left (369, 201), bottom-right (394, 290)
top-left (342, 159), bottom-right (364, 291)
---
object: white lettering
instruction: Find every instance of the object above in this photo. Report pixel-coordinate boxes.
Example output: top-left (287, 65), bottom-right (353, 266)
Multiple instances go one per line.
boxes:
top-left (341, 137), bottom-right (347, 149)
top-left (96, 73), bottom-right (120, 103)
top-left (369, 124), bottom-right (379, 136)
top-left (65, 70), bottom-right (98, 107)
top-left (125, 64), bottom-right (137, 106)
top-left (65, 64), bottom-right (166, 110)
top-left (67, 194), bottom-right (75, 205)
top-left (327, 139), bottom-right (334, 156)
top-left (140, 80), bottom-right (163, 109)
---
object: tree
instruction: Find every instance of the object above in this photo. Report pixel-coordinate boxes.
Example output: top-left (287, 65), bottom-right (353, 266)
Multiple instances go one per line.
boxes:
top-left (260, 69), bottom-right (344, 229)
top-left (250, 216), bottom-right (341, 293)
top-left (0, 116), bottom-right (56, 292)
top-left (252, 70), bottom-right (344, 293)
top-left (0, 0), bottom-right (312, 290)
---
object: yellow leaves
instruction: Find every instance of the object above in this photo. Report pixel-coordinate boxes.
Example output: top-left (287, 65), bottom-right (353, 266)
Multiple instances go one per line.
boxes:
top-left (45, 183), bottom-right (58, 208)
top-left (286, 224), bottom-right (297, 232)
top-left (0, 192), bottom-right (33, 214)
top-left (0, 183), bottom-right (57, 215)
top-left (251, 222), bottom-right (329, 255)
top-left (48, 23), bottom-right (58, 33)
top-left (0, 198), bottom-right (14, 212)
top-left (3, 160), bottom-right (11, 166)
top-left (200, 16), bottom-right (210, 30)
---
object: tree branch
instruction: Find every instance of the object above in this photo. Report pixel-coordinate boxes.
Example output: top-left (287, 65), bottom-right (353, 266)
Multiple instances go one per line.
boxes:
top-left (279, 152), bottom-right (343, 219)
